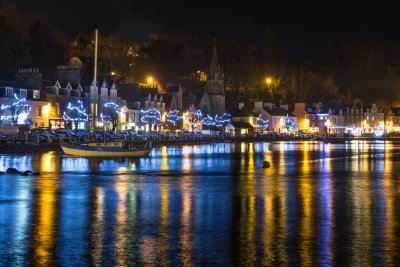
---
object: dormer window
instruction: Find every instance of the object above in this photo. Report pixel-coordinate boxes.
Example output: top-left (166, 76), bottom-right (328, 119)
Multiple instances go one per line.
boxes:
top-left (5, 87), bottom-right (13, 97)
top-left (110, 89), bottom-right (117, 100)
top-left (20, 89), bottom-right (27, 99)
top-left (33, 90), bottom-right (40, 99)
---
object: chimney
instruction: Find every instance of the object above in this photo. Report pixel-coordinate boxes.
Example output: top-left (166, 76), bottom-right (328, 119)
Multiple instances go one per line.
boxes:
top-left (263, 102), bottom-right (273, 110)
top-left (254, 101), bottom-right (263, 112)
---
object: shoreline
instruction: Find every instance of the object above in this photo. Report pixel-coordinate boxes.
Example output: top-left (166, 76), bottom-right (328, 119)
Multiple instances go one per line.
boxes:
top-left (1, 137), bottom-right (400, 154)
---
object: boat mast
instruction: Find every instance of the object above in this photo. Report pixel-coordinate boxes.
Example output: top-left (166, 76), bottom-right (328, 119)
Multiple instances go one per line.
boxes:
top-left (92, 29), bottom-right (99, 130)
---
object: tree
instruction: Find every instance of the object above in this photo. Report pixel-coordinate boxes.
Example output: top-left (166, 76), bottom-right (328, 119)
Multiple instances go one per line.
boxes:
top-left (140, 108), bottom-right (161, 131)
top-left (201, 114), bottom-right (215, 129)
top-left (100, 102), bottom-right (124, 131)
top-left (215, 113), bottom-right (231, 129)
top-left (0, 0), bottom-right (30, 73)
top-left (185, 105), bottom-right (202, 131)
top-left (62, 99), bottom-right (88, 131)
top-left (0, 94), bottom-right (31, 125)
top-left (165, 110), bottom-right (182, 131)
top-left (256, 115), bottom-right (269, 132)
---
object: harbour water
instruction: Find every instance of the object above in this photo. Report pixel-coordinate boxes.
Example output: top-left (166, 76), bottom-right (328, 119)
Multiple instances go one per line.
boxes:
top-left (1, 141), bottom-right (400, 266)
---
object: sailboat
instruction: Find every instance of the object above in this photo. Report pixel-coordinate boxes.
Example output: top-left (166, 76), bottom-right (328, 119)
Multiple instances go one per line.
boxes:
top-left (61, 29), bottom-right (152, 157)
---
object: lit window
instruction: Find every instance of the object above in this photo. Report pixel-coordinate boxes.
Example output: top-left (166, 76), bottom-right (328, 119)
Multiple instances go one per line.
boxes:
top-left (19, 89), bottom-right (27, 98)
top-left (33, 90), bottom-right (40, 99)
top-left (6, 87), bottom-right (13, 97)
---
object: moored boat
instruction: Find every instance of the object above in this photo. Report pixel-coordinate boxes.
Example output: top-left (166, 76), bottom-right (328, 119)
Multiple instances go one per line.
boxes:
top-left (61, 141), bottom-right (152, 157)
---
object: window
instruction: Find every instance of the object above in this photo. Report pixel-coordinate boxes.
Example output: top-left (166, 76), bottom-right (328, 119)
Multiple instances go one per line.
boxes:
top-left (110, 89), bottom-right (117, 100)
top-left (38, 106), bottom-right (42, 117)
top-left (5, 87), bottom-right (13, 97)
top-left (33, 90), bottom-right (40, 99)
top-left (19, 89), bottom-right (27, 98)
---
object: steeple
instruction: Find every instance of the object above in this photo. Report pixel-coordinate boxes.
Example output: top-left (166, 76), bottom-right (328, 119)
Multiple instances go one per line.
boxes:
top-left (208, 38), bottom-right (223, 81)
top-left (210, 39), bottom-right (220, 73)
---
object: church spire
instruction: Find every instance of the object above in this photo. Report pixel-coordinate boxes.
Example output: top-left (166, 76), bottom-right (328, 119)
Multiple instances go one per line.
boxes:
top-left (210, 38), bottom-right (219, 72)
top-left (209, 38), bottom-right (223, 81)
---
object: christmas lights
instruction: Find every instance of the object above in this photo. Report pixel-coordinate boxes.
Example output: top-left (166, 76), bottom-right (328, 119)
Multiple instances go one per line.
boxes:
top-left (140, 108), bottom-right (162, 125)
top-left (256, 115), bottom-right (269, 131)
top-left (283, 114), bottom-right (295, 132)
top-left (374, 127), bottom-right (384, 137)
top-left (0, 93), bottom-right (32, 124)
top-left (100, 102), bottom-right (126, 123)
top-left (202, 114), bottom-right (215, 126)
top-left (166, 110), bottom-right (183, 126)
top-left (63, 100), bottom-right (88, 122)
top-left (215, 113), bottom-right (231, 127)
top-left (185, 106), bottom-right (202, 128)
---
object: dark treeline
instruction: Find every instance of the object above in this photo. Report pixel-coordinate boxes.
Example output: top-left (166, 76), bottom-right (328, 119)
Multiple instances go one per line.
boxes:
top-left (2, 0), bottom-right (400, 106)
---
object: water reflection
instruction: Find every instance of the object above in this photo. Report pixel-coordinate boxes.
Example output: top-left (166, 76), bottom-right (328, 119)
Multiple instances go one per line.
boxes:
top-left (31, 173), bottom-right (59, 265)
top-left (1, 141), bottom-right (400, 265)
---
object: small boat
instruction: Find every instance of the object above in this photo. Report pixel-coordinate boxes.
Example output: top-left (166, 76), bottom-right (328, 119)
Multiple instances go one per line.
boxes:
top-left (61, 141), bottom-right (152, 157)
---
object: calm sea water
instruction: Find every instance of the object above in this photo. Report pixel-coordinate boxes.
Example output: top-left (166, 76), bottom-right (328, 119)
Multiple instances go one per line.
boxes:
top-left (0, 141), bottom-right (400, 266)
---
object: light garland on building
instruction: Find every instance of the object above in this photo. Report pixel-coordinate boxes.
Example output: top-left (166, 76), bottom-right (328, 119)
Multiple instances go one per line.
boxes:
top-left (140, 108), bottom-right (162, 125)
top-left (185, 107), bottom-right (202, 128)
top-left (256, 115), bottom-right (269, 130)
top-left (166, 110), bottom-right (183, 126)
top-left (202, 114), bottom-right (215, 126)
top-left (215, 113), bottom-right (231, 127)
top-left (0, 93), bottom-right (32, 124)
top-left (62, 100), bottom-right (88, 122)
top-left (284, 114), bottom-right (295, 132)
top-left (374, 127), bottom-right (384, 137)
top-left (100, 102), bottom-right (126, 123)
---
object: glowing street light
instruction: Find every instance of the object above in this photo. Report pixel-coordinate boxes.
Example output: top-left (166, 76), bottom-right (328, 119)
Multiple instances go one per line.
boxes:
top-left (147, 76), bottom-right (154, 84)
top-left (265, 77), bottom-right (272, 86)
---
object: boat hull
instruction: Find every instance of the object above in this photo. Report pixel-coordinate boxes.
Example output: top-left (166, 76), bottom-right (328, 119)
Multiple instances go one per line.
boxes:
top-left (61, 145), bottom-right (151, 157)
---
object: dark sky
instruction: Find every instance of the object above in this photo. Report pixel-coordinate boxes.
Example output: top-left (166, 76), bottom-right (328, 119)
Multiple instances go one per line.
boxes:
top-left (13, 0), bottom-right (400, 57)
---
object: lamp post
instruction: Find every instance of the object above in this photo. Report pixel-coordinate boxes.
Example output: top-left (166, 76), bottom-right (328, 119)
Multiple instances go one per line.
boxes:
top-left (265, 77), bottom-right (274, 103)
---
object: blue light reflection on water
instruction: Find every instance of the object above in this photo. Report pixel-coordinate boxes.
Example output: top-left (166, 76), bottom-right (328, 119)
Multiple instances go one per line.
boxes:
top-left (1, 141), bottom-right (400, 265)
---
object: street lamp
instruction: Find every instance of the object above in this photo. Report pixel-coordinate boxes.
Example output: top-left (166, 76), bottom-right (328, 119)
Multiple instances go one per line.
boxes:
top-left (265, 77), bottom-right (272, 86)
top-left (147, 76), bottom-right (154, 85)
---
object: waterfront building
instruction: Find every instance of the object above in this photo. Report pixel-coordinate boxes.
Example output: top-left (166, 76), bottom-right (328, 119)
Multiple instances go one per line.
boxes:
top-left (125, 103), bottom-right (141, 131)
top-left (386, 108), bottom-right (400, 133)
top-left (87, 79), bottom-right (126, 130)
top-left (227, 102), bottom-right (256, 136)
top-left (0, 81), bottom-right (50, 128)
top-left (292, 103), bottom-right (310, 131)
top-left (253, 102), bottom-right (297, 132)
top-left (362, 104), bottom-right (385, 133)
top-left (45, 80), bottom-right (86, 129)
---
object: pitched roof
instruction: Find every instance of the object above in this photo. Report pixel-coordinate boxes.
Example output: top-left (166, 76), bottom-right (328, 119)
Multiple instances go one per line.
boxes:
top-left (230, 107), bottom-right (257, 117)
top-left (167, 85), bottom-right (181, 93)
top-left (265, 108), bottom-right (295, 117)
top-left (231, 121), bottom-right (254, 129)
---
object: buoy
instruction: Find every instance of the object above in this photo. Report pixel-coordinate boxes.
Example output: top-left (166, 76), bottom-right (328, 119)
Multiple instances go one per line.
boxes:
top-left (263, 161), bottom-right (270, 168)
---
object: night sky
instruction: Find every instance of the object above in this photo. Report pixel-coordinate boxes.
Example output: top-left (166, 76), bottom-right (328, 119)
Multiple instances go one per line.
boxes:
top-left (13, 0), bottom-right (400, 58)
